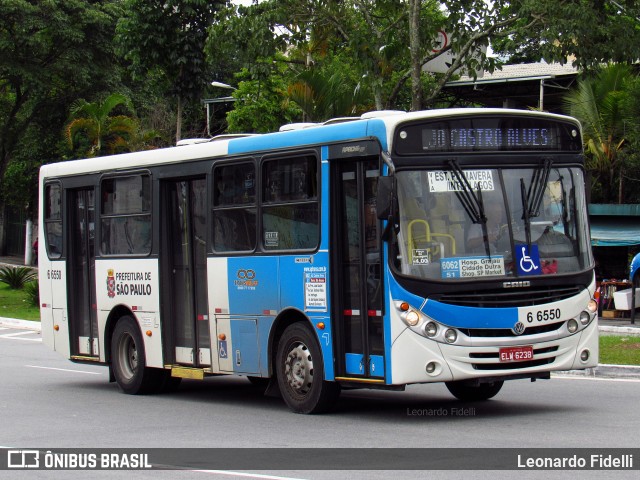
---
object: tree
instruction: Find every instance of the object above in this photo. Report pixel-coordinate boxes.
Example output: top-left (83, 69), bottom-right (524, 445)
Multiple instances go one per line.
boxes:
top-left (0, 0), bottom-right (123, 203)
top-left (563, 64), bottom-right (635, 203)
top-left (226, 68), bottom-right (302, 133)
top-left (116, 0), bottom-right (226, 142)
top-left (66, 93), bottom-right (135, 158)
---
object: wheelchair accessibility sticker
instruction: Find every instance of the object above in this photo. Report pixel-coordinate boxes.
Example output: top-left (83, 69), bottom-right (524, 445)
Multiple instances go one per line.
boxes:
top-left (218, 340), bottom-right (228, 358)
top-left (516, 244), bottom-right (541, 276)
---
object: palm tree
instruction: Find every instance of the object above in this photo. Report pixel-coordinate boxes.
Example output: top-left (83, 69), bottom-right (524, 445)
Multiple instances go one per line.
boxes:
top-left (66, 93), bottom-right (136, 157)
top-left (563, 64), bottom-right (634, 203)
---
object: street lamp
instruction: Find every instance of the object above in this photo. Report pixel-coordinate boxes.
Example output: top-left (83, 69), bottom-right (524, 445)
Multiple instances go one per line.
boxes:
top-left (205, 82), bottom-right (236, 136)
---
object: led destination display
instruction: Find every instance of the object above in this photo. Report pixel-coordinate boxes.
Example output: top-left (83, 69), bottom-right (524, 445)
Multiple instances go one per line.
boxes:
top-left (394, 116), bottom-right (581, 154)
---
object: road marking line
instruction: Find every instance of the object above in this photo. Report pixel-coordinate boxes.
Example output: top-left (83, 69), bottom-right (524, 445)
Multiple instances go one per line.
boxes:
top-left (25, 365), bottom-right (102, 375)
top-left (0, 334), bottom-right (42, 342)
top-left (1, 331), bottom-right (38, 337)
top-left (192, 471), bottom-right (308, 480)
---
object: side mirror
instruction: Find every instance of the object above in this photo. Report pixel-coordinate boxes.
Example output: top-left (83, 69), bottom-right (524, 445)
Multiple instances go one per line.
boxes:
top-left (376, 176), bottom-right (394, 220)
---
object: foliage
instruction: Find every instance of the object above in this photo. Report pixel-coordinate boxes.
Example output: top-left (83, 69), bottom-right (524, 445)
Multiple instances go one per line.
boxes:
top-left (23, 280), bottom-right (39, 308)
top-left (563, 65), bottom-right (637, 203)
top-left (0, 282), bottom-right (40, 320)
top-left (226, 68), bottom-right (302, 133)
top-left (116, 0), bottom-right (226, 141)
top-left (492, 1), bottom-right (640, 71)
top-left (66, 93), bottom-right (135, 158)
top-left (0, 0), bottom-right (123, 200)
top-left (0, 266), bottom-right (37, 289)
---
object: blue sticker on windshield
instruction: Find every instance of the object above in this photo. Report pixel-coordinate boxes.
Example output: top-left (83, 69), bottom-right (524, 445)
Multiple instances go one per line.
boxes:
top-left (516, 244), bottom-right (541, 276)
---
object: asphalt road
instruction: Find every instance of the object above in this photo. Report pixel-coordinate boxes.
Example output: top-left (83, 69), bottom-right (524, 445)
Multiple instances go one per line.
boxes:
top-left (1, 326), bottom-right (639, 479)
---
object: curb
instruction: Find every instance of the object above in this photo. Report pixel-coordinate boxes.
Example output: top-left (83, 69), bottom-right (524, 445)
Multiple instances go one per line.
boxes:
top-left (553, 364), bottom-right (640, 379)
top-left (0, 317), bottom-right (41, 332)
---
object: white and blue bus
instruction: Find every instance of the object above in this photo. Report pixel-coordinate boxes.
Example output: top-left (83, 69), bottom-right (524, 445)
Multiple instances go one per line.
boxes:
top-left (38, 109), bottom-right (598, 413)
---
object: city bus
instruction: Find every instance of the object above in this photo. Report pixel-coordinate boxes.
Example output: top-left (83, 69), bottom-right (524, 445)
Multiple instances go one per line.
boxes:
top-left (38, 108), bottom-right (598, 413)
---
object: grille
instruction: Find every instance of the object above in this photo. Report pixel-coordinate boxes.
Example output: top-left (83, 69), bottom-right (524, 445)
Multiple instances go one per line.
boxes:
top-left (473, 358), bottom-right (555, 370)
top-left (469, 346), bottom-right (558, 359)
top-left (435, 286), bottom-right (584, 308)
top-left (459, 322), bottom-right (563, 338)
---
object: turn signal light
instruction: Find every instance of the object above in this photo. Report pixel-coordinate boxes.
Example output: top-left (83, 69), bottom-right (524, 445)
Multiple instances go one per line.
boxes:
top-left (145, 330), bottom-right (152, 337)
top-left (400, 302), bottom-right (410, 311)
top-left (53, 325), bottom-right (59, 331)
top-left (316, 322), bottom-right (325, 330)
top-left (218, 333), bottom-right (226, 341)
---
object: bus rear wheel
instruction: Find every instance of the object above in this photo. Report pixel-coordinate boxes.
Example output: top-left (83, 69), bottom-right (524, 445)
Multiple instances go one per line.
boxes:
top-left (276, 323), bottom-right (340, 414)
top-left (445, 380), bottom-right (504, 401)
top-left (111, 315), bottom-right (160, 394)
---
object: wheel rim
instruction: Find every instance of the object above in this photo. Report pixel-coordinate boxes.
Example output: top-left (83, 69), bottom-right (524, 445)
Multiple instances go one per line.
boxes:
top-left (117, 333), bottom-right (138, 380)
top-left (284, 341), bottom-right (314, 396)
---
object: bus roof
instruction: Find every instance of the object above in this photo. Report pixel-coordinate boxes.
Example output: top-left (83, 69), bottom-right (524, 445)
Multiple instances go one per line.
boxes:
top-left (40, 108), bottom-right (579, 180)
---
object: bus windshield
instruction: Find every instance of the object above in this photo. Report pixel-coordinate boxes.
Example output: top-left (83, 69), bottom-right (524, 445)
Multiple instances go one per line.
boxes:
top-left (395, 165), bottom-right (593, 281)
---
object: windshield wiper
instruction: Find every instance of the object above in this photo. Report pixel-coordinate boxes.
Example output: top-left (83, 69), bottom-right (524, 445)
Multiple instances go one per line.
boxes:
top-left (448, 160), bottom-right (491, 256)
top-left (520, 158), bottom-right (553, 246)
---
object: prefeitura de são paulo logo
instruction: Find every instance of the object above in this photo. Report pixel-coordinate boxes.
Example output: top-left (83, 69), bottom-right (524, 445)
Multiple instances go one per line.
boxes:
top-left (107, 269), bottom-right (116, 298)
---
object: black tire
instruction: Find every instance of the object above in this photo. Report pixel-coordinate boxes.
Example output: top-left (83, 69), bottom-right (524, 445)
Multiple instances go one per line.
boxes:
top-left (445, 380), bottom-right (504, 401)
top-left (276, 323), bottom-right (340, 414)
top-left (111, 315), bottom-right (161, 394)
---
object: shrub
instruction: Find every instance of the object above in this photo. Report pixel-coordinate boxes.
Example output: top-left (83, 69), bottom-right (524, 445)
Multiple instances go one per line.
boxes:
top-left (24, 280), bottom-right (40, 307)
top-left (0, 266), bottom-right (37, 289)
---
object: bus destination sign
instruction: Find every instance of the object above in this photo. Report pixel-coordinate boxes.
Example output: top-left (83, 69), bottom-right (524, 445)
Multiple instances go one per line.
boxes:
top-left (394, 116), bottom-right (581, 154)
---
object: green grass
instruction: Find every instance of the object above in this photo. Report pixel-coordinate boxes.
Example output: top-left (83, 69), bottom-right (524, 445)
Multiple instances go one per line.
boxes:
top-left (0, 282), bottom-right (40, 321)
top-left (599, 335), bottom-right (640, 366)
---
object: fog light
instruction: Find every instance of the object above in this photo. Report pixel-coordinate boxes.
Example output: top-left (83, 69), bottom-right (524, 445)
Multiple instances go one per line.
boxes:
top-left (567, 319), bottom-right (579, 333)
top-left (405, 310), bottom-right (420, 326)
top-left (425, 322), bottom-right (438, 337)
top-left (426, 362), bottom-right (437, 374)
top-left (580, 349), bottom-right (590, 362)
top-left (579, 311), bottom-right (591, 325)
top-left (444, 328), bottom-right (457, 343)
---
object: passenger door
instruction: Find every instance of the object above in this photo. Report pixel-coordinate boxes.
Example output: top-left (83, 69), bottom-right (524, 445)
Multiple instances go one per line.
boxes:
top-left (332, 158), bottom-right (385, 380)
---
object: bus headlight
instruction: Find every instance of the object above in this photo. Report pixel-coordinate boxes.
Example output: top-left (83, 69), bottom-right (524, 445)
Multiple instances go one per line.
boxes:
top-left (579, 311), bottom-right (591, 325)
top-left (567, 319), bottom-right (579, 333)
top-left (444, 329), bottom-right (457, 343)
top-left (587, 299), bottom-right (598, 313)
top-left (425, 322), bottom-right (438, 337)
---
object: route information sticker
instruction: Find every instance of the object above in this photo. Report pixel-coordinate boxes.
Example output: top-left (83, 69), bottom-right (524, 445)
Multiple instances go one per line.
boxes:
top-left (441, 256), bottom-right (505, 279)
top-left (427, 170), bottom-right (495, 192)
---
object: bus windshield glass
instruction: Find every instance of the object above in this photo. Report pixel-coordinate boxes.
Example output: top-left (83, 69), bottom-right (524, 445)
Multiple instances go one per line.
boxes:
top-left (395, 166), bottom-right (593, 281)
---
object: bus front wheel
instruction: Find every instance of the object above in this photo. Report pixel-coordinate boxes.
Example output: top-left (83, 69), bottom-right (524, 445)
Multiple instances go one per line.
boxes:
top-left (276, 323), bottom-right (340, 414)
top-left (445, 380), bottom-right (504, 401)
top-left (111, 315), bottom-right (159, 394)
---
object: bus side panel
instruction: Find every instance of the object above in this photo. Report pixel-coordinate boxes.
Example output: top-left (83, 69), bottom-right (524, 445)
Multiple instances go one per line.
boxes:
top-left (208, 257), bottom-right (228, 373)
top-left (38, 235), bottom-right (54, 350)
top-left (279, 252), bottom-right (334, 381)
top-left (94, 259), bottom-right (163, 368)
top-left (49, 260), bottom-right (69, 357)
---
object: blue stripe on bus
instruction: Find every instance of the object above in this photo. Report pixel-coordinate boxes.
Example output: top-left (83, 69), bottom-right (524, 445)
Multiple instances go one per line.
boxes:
top-left (422, 300), bottom-right (518, 329)
top-left (227, 120), bottom-right (380, 155)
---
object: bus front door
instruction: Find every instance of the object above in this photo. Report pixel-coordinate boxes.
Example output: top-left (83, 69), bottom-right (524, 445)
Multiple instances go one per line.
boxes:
top-left (67, 188), bottom-right (98, 358)
top-left (333, 159), bottom-right (385, 381)
top-left (162, 179), bottom-right (210, 368)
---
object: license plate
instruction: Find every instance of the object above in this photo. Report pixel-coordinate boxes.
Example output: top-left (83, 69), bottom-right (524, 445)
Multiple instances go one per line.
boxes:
top-left (499, 345), bottom-right (534, 363)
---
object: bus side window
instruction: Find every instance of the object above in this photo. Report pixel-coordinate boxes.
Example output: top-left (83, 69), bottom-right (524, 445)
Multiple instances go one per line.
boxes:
top-left (212, 162), bottom-right (257, 252)
top-left (100, 175), bottom-right (151, 255)
top-left (44, 183), bottom-right (63, 258)
top-left (261, 155), bottom-right (318, 251)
